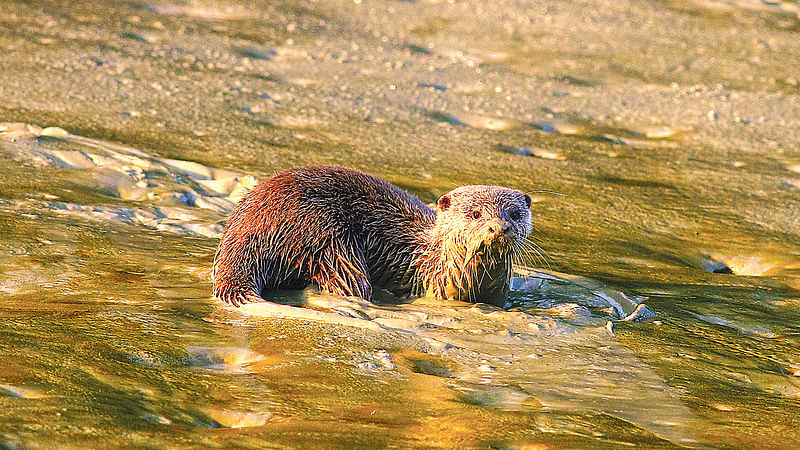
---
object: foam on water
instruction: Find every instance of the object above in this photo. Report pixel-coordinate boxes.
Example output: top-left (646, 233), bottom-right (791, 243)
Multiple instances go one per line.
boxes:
top-left (0, 122), bottom-right (257, 238)
top-left (234, 281), bottom-right (693, 444)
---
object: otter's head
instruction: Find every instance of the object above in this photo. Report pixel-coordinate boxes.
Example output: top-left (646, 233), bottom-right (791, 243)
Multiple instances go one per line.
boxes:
top-left (419, 186), bottom-right (532, 306)
top-left (435, 185), bottom-right (532, 258)
top-left (421, 185), bottom-right (533, 304)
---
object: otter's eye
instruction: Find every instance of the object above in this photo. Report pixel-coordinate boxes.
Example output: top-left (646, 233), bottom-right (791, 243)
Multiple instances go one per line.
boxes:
top-left (510, 209), bottom-right (521, 221)
top-left (470, 210), bottom-right (482, 220)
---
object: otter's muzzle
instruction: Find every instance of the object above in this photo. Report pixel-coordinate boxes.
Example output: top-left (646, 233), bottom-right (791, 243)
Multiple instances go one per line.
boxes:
top-left (464, 219), bottom-right (515, 264)
top-left (485, 219), bottom-right (514, 241)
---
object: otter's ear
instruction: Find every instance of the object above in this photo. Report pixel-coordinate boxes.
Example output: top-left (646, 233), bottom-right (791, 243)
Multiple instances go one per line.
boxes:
top-left (437, 195), bottom-right (451, 211)
top-left (523, 194), bottom-right (532, 208)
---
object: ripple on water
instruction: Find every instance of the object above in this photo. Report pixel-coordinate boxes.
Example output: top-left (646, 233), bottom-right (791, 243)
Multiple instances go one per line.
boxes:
top-left (396, 350), bottom-right (455, 378)
top-left (0, 122), bottom-right (42, 138)
top-left (236, 46), bottom-right (278, 61)
top-left (203, 410), bottom-right (274, 428)
top-left (434, 112), bottom-right (524, 130)
top-left (627, 124), bottom-right (690, 139)
top-left (123, 31), bottom-right (161, 44)
top-left (146, 4), bottom-right (257, 20)
top-left (234, 277), bottom-right (687, 442)
top-left (184, 346), bottom-right (266, 373)
top-left (158, 158), bottom-right (239, 181)
top-left (417, 44), bottom-right (511, 65)
top-left (194, 177), bottom-right (245, 197)
top-left (263, 115), bottom-right (324, 128)
top-left (141, 413), bottom-right (171, 424)
top-left (93, 169), bottom-right (149, 201)
top-left (0, 122), bottom-right (259, 238)
top-left (534, 120), bottom-right (583, 135)
top-left (40, 127), bottom-right (69, 138)
top-left (696, 315), bottom-right (776, 338)
top-left (0, 267), bottom-right (76, 296)
top-left (0, 384), bottom-right (45, 399)
top-left (498, 144), bottom-right (565, 160)
top-left (452, 384), bottom-right (533, 411)
top-left (285, 78), bottom-right (319, 88)
top-left (701, 253), bottom-right (776, 276)
top-left (781, 179), bottom-right (800, 189)
top-left (39, 149), bottom-right (96, 169)
top-left (601, 133), bottom-right (679, 149)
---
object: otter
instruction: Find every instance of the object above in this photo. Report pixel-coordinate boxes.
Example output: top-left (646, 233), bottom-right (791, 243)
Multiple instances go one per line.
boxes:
top-left (212, 166), bottom-right (533, 308)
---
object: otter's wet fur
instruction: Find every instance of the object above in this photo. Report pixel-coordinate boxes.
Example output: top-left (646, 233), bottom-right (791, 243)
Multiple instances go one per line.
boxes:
top-left (212, 166), bottom-right (533, 307)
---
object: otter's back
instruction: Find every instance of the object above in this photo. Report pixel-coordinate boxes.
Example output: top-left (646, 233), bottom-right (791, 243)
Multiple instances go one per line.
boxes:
top-left (283, 166), bottom-right (434, 239)
top-left (218, 166), bottom-right (435, 297)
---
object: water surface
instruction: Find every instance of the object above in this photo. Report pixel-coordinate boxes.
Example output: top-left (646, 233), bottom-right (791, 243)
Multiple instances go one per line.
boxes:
top-left (1, 0), bottom-right (799, 447)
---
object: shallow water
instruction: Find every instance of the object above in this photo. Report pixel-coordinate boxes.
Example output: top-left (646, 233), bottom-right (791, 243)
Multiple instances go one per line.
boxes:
top-left (1, 0), bottom-right (799, 447)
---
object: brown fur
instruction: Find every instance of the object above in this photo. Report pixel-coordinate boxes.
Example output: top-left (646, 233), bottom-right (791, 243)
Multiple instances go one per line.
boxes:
top-left (212, 166), bottom-right (532, 307)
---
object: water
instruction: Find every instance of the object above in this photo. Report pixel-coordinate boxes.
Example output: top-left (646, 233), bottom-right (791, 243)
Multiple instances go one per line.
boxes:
top-left (1, 0), bottom-right (799, 447)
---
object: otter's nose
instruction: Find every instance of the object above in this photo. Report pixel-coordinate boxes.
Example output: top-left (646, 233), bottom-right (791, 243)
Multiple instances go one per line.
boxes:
top-left (486, 219), bottom-right (513, 239)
